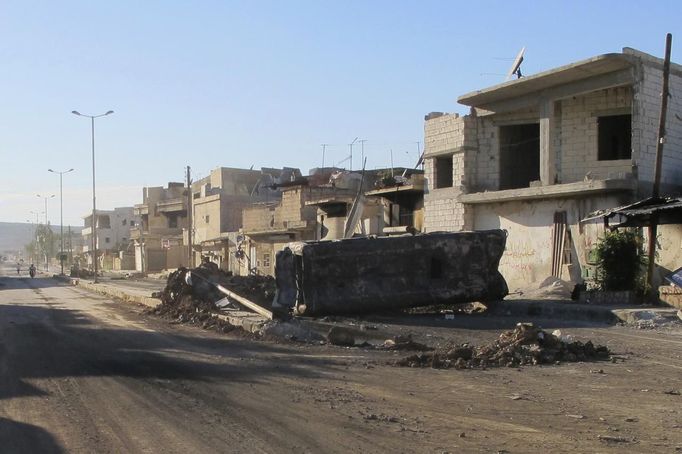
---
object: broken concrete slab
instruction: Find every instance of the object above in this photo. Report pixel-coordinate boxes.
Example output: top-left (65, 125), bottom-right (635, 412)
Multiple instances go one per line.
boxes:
top-left (611, 308), bottom-right (681, 328)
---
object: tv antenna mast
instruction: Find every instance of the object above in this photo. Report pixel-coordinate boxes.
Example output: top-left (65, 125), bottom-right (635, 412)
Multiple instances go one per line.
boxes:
top-left (505, 47), bottom-right (525, 81)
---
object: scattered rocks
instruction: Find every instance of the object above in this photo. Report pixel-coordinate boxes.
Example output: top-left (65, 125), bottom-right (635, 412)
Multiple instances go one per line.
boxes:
top-left (394, 323), bottom-right (610, 369)
top-left (380, 334), bottom-right (432, 351)
top-left (598, 435), bottom-right (634, 444)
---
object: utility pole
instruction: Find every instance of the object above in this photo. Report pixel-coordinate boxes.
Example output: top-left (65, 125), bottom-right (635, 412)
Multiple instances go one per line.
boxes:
top-left (49, 168), bottom-right (74, 275)
top-left (186, 166), bottom-right (193, 267)
top-left (68, 225), bottom-right (73, 267)
top-left (646, 33), bottom-right (673, 294)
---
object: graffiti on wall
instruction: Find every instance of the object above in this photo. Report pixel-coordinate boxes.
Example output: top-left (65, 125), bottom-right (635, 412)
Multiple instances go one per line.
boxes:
top-left (499, 238), bottom-right (551, 284)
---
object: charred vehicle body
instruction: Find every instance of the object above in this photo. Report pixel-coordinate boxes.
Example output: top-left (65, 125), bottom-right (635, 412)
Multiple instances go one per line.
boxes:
top-left (273, 230), bottom-right (508, 316)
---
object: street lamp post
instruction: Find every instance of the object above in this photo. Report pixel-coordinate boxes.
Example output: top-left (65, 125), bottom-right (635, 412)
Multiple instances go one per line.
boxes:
top-left (72, 110), bottom-right (114, 283)
top-left (48, 168), bottom-right (74, 275)
top-left (36, 194), bottom-right (55, 225)
top-left (36, 195), bottom-right (55, 271)
top-left (29, 210), bottom-right (43, 267)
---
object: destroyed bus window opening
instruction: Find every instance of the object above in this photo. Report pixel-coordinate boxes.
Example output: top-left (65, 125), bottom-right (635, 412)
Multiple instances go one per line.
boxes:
top-left (430, 255), bottom-right (443, 279)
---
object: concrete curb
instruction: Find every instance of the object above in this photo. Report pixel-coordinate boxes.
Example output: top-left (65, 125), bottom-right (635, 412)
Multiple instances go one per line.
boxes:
top-left (492, 300), bottom-right (619, 323)
top-left (73, 279), bottom-right (162, 308)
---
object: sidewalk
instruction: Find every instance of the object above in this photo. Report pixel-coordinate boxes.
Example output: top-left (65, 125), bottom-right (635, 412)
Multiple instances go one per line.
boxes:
top-left (64, 274), bottom-right (682, 339)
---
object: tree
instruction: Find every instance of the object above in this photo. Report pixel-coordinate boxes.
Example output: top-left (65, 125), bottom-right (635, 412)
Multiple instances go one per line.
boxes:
top-left (594, 230), bottom-right (647, 292)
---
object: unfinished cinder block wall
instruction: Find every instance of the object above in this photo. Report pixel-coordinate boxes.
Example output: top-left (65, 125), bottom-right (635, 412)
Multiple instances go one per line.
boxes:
top-left (558, 86), bottom-right (633, 182)
top-left (629, 49), bottom-right (682, 194)
top-left (423, 113), bottom-right (476, 232)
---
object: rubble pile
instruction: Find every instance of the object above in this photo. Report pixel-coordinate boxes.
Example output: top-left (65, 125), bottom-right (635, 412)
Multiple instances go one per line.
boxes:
top-left (219, 274), bottom-right (276, 310)
top-left (148, 263), bottom-right (275, 331)
top-left (70, 266), bottom-right (95, 278)
top-left (396, 323), bottom-right (610, 369)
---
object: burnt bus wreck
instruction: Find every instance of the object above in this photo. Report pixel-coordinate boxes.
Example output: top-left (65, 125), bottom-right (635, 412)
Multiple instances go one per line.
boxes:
top-left (273, 230), bottom-right (509, 316)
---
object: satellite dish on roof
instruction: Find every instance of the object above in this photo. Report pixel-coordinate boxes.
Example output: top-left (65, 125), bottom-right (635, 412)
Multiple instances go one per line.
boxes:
top-left (506, 47), bottom-right (525, 81)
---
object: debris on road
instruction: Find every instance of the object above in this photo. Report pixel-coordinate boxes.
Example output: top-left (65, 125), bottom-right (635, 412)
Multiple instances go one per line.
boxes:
top-left (147, 263), bottom-right (275, 330)
top-left (598, 434), bottom-right (635, 444)
top-left (395, 323), bottom-right (610, 369)
top-left (380, 334), bottom-right (432, 351)
top-left (327, 326), bottom-right (356, 346)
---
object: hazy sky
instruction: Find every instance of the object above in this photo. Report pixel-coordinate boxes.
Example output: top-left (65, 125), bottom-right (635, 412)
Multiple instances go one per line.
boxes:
top-left (1, 0), bottom-right (680, 226)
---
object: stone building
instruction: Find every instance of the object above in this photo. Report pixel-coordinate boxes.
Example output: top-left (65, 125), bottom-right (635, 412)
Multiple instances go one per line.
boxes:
top-left (241, 168), bottom-right (423, 276)
top-left (423, 48), bottom-right (682, 289)
top-left (191, 167), bottom-right (285, 271)
top-left (131, 183), bottom-right (188, 273)
top-left (82, 207), bottom-right (139, 269)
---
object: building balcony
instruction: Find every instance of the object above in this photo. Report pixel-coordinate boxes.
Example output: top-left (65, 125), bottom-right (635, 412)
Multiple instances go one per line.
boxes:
top-left (133, 204), bottom-right (149, 216)
top-left (459, 178), bottom-right (636, 205)
top-left (157, 197), bottom-right (187, 213)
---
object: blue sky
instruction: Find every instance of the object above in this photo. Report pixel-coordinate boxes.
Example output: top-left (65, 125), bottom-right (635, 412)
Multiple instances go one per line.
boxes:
top-left (1, 0), bottom-right (680, 225)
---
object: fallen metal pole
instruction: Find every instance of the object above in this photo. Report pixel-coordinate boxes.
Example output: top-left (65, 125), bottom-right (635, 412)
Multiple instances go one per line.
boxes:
top-left (189, 271), bottom-right (273, 319)
top-left (214, 283), bottom-right (273, 320)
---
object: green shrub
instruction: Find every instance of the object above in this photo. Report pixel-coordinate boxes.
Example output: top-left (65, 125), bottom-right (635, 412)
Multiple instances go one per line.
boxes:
top-left (594, 230), bottom-right (647, 292)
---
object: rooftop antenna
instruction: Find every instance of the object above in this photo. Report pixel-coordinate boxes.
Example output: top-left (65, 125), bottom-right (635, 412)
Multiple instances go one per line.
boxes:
top-left (349, 137), bottom-right (358, 171)
top-left (321, 143), bottom-right (329, 168)
top-left (505, 47), bottom-right (525, 81)
top-left (390, 149), bottom-right (394, 177)
top-left (358, 139), bottom-right (367, 168)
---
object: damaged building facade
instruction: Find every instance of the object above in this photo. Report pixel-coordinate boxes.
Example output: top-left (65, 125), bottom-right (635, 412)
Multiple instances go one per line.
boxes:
top-left (423, 48), bottom-right (682, 289)
top-left (81, 207), bottom-right (139, 270)
top-left (241, 168), bottom-right (425, 276)
top-left (132, 183), bottom-right (189, 273)
top-left (191, 167), bottom-right (284, 271)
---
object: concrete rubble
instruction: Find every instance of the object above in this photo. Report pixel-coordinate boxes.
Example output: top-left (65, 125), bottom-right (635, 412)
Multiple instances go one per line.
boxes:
top-left (148, 262), bottom-right (275, 333)
top-left (394, 323), bottom-right (610, 369)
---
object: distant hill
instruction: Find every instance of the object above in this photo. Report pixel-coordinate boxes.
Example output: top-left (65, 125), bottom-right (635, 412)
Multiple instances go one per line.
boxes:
top-left (0, 222), bottom-right (82, 254)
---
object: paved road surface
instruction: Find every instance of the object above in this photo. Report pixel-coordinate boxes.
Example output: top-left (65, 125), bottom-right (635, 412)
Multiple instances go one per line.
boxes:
top-left (1, 265), bottom-right (681, 452)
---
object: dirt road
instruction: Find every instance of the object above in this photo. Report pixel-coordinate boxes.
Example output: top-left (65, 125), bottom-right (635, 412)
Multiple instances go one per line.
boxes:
top-left (1, 267), bottom-right (681, 453)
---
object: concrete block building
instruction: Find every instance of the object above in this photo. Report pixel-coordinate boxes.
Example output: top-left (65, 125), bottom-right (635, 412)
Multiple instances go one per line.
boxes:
top-left (132, 183), bottom-right (188, 272)
top-left (82, 207), bottom-right (139, 269)
top-left (191, 167), bottom-right (284, 271)
top-left (423, 48), bottom-right (682, 289)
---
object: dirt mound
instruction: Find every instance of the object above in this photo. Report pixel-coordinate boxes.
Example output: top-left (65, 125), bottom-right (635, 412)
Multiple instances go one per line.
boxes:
top-left (396, 323), bottom-right (610, 369)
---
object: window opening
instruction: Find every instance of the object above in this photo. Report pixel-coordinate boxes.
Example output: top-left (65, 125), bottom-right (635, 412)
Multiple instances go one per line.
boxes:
top-left (499, 123), bottom-right (540, 190)
top-left (434, 156), bottom-right (453, 188)
top-left (598, 114), bottom-right (631, 161)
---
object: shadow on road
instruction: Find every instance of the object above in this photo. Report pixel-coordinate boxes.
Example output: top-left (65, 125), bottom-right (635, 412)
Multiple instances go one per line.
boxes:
top-left (0, 417), bottom-right (65, 453)
top-left (0, 276), bottom-right (64, 290)
top-left (0, 303), bottom-right (334, 402)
